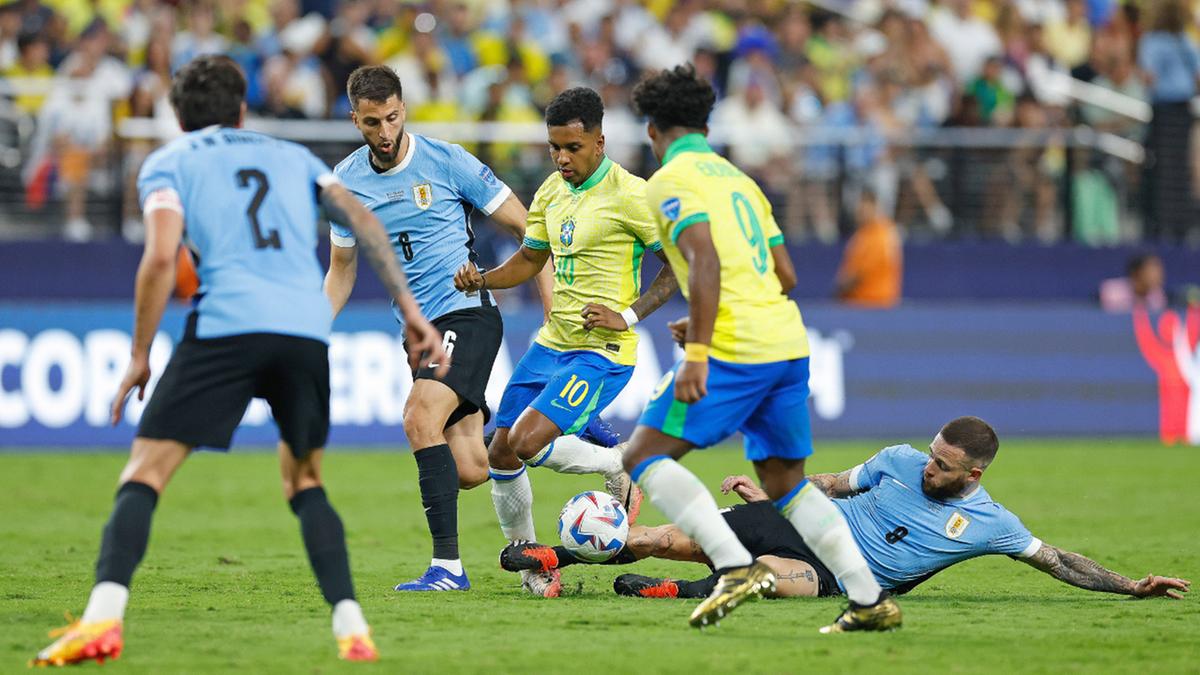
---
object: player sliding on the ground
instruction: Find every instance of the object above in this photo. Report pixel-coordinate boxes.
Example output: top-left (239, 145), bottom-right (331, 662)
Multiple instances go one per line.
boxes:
top-left (616, 64), bottom-right (900, 633)
top-left (504, 416), bottom-right (1191, 602)
top-left (33, 55), bottom-right (447, 666)
top-left (324, 65), bottom-right (553, 593)
top-left (454, 87), bottom-right (679, 597)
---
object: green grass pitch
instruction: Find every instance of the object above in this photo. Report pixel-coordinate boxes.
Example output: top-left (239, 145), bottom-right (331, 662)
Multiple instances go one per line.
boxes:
top-left (2, 439), bottom-right (1197, 673)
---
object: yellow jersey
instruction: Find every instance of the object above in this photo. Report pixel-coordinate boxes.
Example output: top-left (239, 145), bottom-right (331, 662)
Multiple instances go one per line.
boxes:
top-left (524, 156), bottom-right (662, 366)
top-left (644, 134), bottom-right (809, 364)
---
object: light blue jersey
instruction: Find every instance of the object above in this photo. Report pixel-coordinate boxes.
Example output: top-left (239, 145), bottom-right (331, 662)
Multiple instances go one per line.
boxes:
top-left (330, 133), bottom-right (511, 327)
top-left (137, 126), bottom-right (336, 343)
top-left (835, 445), bottom-right (1042, 592)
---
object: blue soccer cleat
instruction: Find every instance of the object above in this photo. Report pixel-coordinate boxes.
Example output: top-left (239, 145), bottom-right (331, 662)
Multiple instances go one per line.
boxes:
top-left (393, 565), bottom-right (471, 592)
top-left (579, 416), bottom-right (621, 448)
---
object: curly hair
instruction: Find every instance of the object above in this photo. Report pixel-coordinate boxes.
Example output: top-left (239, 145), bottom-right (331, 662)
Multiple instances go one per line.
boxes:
top-left (170, 55), bottom-right (246, 132)
top-left (631, 64), bottom-right (716, 131)
top-left (545, 87), bottom-right (604, 130)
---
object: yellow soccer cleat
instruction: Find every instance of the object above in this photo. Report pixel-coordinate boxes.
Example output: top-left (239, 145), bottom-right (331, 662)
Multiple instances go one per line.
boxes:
top-left (819, 592), bottom-right (903, 634)
top-left (31, 617), bottom-right (123, 667)
top-left (337, 633), bottom-right (379, 662)
top-left (688, 560), bottom-right (776, 628)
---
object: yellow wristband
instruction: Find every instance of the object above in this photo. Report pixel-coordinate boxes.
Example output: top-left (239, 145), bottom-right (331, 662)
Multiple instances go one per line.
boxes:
top-left (684, 343), bottom-right (710, 362)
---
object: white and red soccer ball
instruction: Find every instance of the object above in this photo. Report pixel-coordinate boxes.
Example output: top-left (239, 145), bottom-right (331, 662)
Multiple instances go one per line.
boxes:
top-left (557, 490), bottom-right (629, 562)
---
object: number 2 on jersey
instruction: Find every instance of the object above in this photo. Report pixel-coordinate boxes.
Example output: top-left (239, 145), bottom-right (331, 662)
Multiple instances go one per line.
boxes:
top-left (236, 168), bottom-right (280, 250)
top-left (731, 192), bottom-right (768, 275)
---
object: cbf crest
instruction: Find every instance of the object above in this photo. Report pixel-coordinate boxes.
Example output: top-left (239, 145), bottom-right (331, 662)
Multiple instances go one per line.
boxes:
top-left (559, 217), bottom-right (575, 247)
top-left (413, 183), bottom-right (433, 210)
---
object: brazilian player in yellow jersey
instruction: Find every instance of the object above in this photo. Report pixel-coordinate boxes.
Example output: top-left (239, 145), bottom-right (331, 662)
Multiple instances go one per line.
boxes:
top-left (622, 65), bottom-right (902, 633)
top-left (454, 88), bottom-right (679, 596)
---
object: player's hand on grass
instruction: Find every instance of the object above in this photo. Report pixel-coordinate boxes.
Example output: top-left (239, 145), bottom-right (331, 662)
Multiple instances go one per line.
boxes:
top-left (110, 354), bottom-right (151, 426)
top-left (1132, 574), bottom-right (1191, 599)
top-left (721, 475), bottom-right (769, 503)
top-left (404, 316), bottom-right (450, 378)
top-left (674, 360), bottom-right (708, 403)
top-left (668, 317), bottom-right (688, 347)
top-left (581, 303), bottom-right (627, 331)
top-left (454, 263), bottom-right (484, 292)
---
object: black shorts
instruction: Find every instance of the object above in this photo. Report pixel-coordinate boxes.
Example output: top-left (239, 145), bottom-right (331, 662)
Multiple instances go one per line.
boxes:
top-left (721, 502), bottom-right (842, 597)
top-left (409, 305), bottom-right (503, 428)
top-left (138, 332), bottom-right (330, 457)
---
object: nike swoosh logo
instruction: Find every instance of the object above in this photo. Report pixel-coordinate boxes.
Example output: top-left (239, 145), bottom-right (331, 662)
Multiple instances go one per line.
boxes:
top-left (550, 400), bottom-right (573, 411)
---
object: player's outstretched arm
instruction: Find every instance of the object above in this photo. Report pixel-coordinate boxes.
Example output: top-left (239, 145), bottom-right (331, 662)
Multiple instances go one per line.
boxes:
top-left (674, 221), bottom-right (719, 403)
top-left (720, 475), bottom-right (770, 502)
top-left (321, 183), bottom-right (448, 376)
top-left (454, 245), bottom-right (551, 293)
top-left (1020, 543), bottom-right (1191, 599)
top-left (581, 250), bottom-right (680, 331)
top-left (112, 203), bottom-right (184, 425)
top-left (489, 193), bottom-right (554, 317)
top-left (806, 470), bottom-right (860, 498)
top-left (324, 243), bottom-right (358, 318)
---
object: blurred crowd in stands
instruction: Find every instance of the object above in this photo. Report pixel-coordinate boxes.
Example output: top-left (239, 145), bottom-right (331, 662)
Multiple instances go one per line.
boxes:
top-left (1, 0), bottom-right (1199, 246)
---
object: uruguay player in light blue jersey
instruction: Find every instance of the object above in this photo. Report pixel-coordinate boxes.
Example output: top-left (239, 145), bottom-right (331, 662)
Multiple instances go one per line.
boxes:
top-left (33, 55), bottom-right (448, 667)
top-left (586, 417), bottom-right (1189, 602)
top-left (323, 65), bottom-right (553, 593)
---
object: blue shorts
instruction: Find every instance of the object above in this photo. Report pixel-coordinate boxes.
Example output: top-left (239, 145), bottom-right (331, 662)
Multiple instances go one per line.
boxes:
top-left (639, 357), bottom-right (813, 461)
top-left (495, 343), bottom-right (635, 434)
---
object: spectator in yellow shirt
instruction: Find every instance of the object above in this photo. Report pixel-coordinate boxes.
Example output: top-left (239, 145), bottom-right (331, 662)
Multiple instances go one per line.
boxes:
top-left (4, 31), bottom-right (54, 115)
top-left (835, 189), bottom-right (903, 308)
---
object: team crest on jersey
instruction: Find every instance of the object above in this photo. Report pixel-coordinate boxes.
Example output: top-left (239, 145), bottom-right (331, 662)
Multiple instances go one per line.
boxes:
top-left (944, 511), bottom-right (970, 539)
top-left (660, 197), bottom-right (681, 222)
top-left (559, 218), bottom-right (575, 247)
top-left (413, 183), bottom-right (433, 210)
top-left (478, 165), bottom-right (497, 185)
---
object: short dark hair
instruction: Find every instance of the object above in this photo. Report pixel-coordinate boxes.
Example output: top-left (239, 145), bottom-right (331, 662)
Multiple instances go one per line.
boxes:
top-left (545, 87), bottom-right (604, 130)
top-left (631, 63), bottom-right (716, 132)
top-left (347, 65), bottom-right (403, 109)
top-left (939, 416), bottom-right (999, 469)
top-left (169, 55), bottom-right (246, 132)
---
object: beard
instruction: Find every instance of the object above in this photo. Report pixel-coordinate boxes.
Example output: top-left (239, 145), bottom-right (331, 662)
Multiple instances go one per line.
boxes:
top-left (368, 137), bottom-right (400, 166)
top-left (922, 477), bottom-right (966, 500)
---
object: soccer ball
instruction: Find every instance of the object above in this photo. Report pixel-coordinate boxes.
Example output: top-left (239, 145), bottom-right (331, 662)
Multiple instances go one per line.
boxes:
top-left (557, 490), bottom-right (629, 562)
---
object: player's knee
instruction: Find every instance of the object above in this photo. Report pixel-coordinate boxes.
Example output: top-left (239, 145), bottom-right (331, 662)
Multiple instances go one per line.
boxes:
top-left (282, 463), bottom-right (322, 501)
top-left (458, 460), bottom-right (489, 490)
top-left (487, 436), bottom-right (522, 471)
top-left (506, 425), bottom-right (547, 462)
top-left (402, 403), bottom-right (443, 449)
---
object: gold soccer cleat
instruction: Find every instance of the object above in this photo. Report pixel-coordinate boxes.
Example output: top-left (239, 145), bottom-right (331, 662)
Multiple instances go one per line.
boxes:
top-left (819, 592), bottom-right (903, 634)
top-left (688, 560), bottom-right (776, 628)
top-left (31, 617), bottom-right (123, 667)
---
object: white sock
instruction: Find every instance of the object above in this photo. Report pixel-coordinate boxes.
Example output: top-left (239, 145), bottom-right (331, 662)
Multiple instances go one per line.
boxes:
top-left (331, 599), bottom-right (369, 639)
top-left (431, 557), bottom-right (463, 576)
top-left (527, 436), bottom-right (623, 478)
top-left (80, 581), bottom-right (129, 623)
top-left (636, 458), bottom-right (753, 569)
top-left (490, 466), bottom-right (536, 542)
top-left (780, 482), bottom-right (883, 605)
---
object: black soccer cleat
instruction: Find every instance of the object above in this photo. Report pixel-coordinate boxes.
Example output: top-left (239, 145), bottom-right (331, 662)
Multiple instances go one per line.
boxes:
top-left (614, 574), bottom-right (681, 599)
top-left (500, 542), bottom-right (559, 573)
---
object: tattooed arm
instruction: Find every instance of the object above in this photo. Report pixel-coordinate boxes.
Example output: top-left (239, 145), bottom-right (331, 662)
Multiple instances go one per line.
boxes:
top-left (580, 249), bottom-right (680, 332)
top-left (1020, 543), bottom-right (1191, 598)
top-left (320, 182), bottom-right (447, 375)
top-left (806, 469), bottom-right (859, 498)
